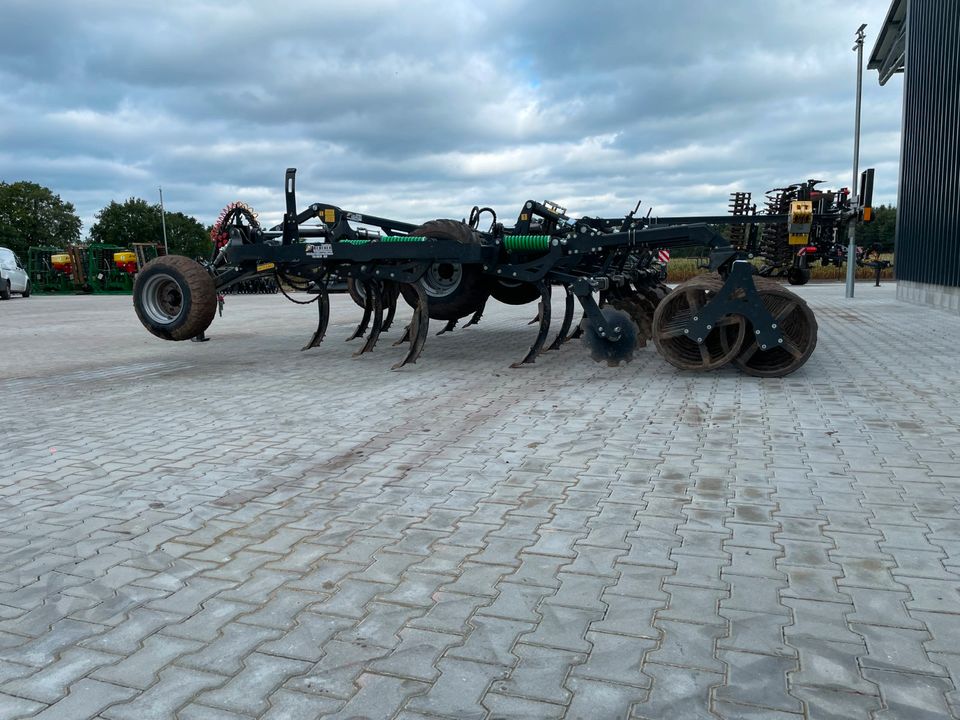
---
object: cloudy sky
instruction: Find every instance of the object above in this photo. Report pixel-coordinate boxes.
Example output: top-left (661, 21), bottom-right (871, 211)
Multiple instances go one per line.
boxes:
top-left (2, 0), bottom-right (901, 235)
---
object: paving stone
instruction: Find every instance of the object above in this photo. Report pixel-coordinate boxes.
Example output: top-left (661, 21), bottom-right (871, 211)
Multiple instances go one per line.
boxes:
top-left (260, 688), bottom-right (342, 719)
top-left (162, 599), bottom-right (254, 640)
top-left (629, 664), bottom-right (722, 720)
top-left (197, 652), bottom-right (311, 716)
top-left (447, 616), bottom-right (532, 666)
top-left (791, 685), bottom-right (883, 720)
top-left (657, 584), bottom-right (728, 625)
top-left (407, 592), bottom-right (491, 635)
top-left (854, 623), bottom-right (948, 677)
top-left (367, 627), bottom-right (463, 681)
top-left (323, 672), bottom-right (428, 720)
top-left (405, 657), bottom-right (510, 720)
top-left (284, 640), bottom-right (389, 698)
top-left (101, 666), bottom-right (225, 720)
top-left (521, 602), bottom-right (604, 652)
top-left (24, 677), bottom-right (137, 720)
top-left (482, 692), bottom-right (565, 720)
top-left (177, 622), bottom-right (282, 675)
top-left (570, 631), bottom-right (654, 688)
top-left (861, 668), bottom-right (956, 720)
top-left (788, 637), bottom-right (877, 696)
top-left (493, 642), bottom-right (585, 704)
top-left (0, 692), bottom-right (47, 718)
top-left (714, 650), bottom-right (801, 713)
top-left (259, 612), bottom-right (355, 662)
top-left (0, 646), bottom-right (115, 703)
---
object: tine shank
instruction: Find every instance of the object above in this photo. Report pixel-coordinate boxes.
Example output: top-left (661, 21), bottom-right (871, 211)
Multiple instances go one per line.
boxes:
top-left (512, 282), bottom-right (552, 367)
top-left (301, 287), bottom-right (330, 351)
top-left (393, 283), bottom-right (430, 369)
top-left (355, 281), bottom-right (384, 355)
top-left (547, 285), bottom-right (574, 351)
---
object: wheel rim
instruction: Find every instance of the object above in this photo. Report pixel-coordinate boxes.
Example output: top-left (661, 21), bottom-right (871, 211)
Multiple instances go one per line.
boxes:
top-left (140, 273), bottom-right (184, 325)
top-left (421, 263), bottom-right (462, 298)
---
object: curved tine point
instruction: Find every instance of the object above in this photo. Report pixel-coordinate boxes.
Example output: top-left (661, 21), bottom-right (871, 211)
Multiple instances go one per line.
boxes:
top-left (392, 284), bottom-right (429, 369)
top-left (355, 282), bottom-right (384, 355)
top-left (464, 299), bottom-right (486, 328)
top-left (346, 286), bottom-right (372, 341)
top-left (437, 318), bottom-right (457, 336)
top-left (392, 325), bottom-right (411, 346)
top-left (512, 284), bottom-right (552, 368)
top-left (301, 288), bottom-right (330, 351)
top-left (547, 286), bottom-right (575, 351)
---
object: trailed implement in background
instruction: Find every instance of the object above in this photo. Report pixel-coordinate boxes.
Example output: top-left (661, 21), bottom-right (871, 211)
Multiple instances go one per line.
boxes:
top-left (132, 169), bottom-right (873, 377)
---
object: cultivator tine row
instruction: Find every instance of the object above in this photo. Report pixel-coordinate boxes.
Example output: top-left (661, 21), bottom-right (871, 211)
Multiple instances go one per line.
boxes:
top-left (132, 168), bottom-right (857, 377)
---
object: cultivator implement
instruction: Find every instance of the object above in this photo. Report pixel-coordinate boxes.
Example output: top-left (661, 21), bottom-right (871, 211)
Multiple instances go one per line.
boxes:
top-left (132, 168), bottom-right (870, 377)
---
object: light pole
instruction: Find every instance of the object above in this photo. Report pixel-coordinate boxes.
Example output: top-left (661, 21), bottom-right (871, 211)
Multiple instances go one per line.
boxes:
top-left (158, 186), bottom-right (169, 255)
top-left (845, 23), bottom-right (867, 299)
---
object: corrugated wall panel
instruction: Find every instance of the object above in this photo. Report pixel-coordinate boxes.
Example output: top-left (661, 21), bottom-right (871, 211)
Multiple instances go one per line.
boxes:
top-left (897, 0), bottom-right (960, 287)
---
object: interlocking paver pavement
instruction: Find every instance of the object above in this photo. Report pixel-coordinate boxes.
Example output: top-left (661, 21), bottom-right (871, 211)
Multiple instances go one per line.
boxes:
top-left (2, 283), bottom-right (960, 718)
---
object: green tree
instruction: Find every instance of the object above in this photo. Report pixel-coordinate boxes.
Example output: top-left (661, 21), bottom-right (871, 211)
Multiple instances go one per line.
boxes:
top-left (856, 204), bottom-right (896, 251)
top-left (0, 181), bottom-right (82, 257)
top-left (90, 198), bottom-right (211, 259)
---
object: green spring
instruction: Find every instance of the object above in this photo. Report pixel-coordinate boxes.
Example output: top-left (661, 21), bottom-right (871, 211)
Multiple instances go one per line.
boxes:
top-left (504, 234), bottom-right (552, 252)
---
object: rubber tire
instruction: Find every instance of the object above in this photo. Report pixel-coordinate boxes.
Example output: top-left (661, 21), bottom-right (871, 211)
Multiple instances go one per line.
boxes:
top-left (399, 220), bottom-right (490, 321)
top-left (0, 281), bottom-right (9, 300)
top-left (21, 281), bottom-right (30, 298)
top-left (133, 255), bottom-right (217, 341)
top-left (346, 277), bottom-right (366, 308)
top-left (490, 279), bottom-right (540, 305)
top-left (787, 267), bottom-right (810, 286)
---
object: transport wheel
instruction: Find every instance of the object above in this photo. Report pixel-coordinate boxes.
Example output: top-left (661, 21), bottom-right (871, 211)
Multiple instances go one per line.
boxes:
top-left (787, 267), bottom-right (810, 286)
top-left (652, 275), bottom-right (746, 371)
top-left (734, 283), bottom-right (817, 377)
top-left (133, 255), bottom-right (217, 341)
top-left (1, 281), bottom-right (9, 300)
top-left (347, 277), bottom-right (366, 307)
top-left (399, 220), bottom-right (489, 321)
top-left (22, 281), bottom-right (30, 298)
top-left (490, 279), bottom-right (541, 305)
top-left (581, 308), bottom-right (641, 366)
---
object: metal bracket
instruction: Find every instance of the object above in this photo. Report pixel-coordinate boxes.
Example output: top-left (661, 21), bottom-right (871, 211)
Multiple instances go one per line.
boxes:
top-left (281, 168), bottom-right (299, 245)
top-left (684, 261), bottom-right (783, 349)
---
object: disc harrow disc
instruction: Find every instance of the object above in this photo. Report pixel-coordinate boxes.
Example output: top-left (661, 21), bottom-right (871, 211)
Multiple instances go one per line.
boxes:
top-left (734, 284), bottom-right (817, 377)
top-left (581, 308), bottom-right (641, 367)
top-left (652, 276), bottom-right (746, 371)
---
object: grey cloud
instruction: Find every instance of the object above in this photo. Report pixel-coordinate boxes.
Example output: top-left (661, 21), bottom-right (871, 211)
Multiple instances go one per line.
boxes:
top-left (0, 0), bottom-right (901, 234)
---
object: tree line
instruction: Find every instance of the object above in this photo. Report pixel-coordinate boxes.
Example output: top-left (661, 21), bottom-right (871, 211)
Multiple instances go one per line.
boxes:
top-left (0, 181), bottom-right (212, 260)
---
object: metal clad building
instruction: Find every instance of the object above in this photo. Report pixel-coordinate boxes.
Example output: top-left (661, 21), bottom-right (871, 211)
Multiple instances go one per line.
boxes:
top-left (869, 0), bottom-right (960, 313)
